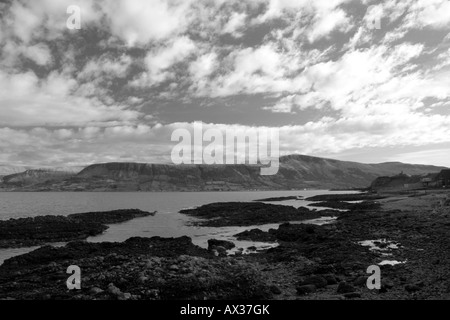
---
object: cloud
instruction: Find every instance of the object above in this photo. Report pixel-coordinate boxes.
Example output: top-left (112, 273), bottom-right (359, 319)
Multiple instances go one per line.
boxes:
top-left (403, 0), bottom-right (450, 30)
top-left (306, 8), bottom-right (351, 42)
top-left (222, 12), bottom-right (248, 37)
top-left (0, 70), bottom-right (142, 127)
top-left (78, 54), bottom-right (133, 80)
top-left (2, 115), bottom-right (450, 168)
top-left (103, 0), bottom-right (193, 46)
top-left (132, 36), bottom-right (197, 86)
top-left (387, 148), bottom-right (450, 167)
top-left (21, 43), bottom-right (53, 66)
top-left (0, 0), bottom-right (450, 168)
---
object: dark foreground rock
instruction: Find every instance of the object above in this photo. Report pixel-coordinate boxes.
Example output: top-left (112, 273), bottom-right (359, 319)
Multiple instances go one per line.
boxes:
top-left (0, 209), bottom-right (155, 248)
top-left (180, 202), bottom-right (339, 227)
top-left (0, 237), bottom-right (273, 300)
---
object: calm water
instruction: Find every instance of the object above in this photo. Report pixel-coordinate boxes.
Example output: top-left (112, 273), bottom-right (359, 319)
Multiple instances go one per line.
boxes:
top-left (0, 190), bottom-right (357, 264)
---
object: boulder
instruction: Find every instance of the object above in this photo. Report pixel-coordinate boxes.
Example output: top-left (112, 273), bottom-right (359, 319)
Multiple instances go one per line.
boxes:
top-left (337, 282), bottom-right (356, 294)
top-left (298, 275), bottom-right (328, 289)
top-left (207, 239), bottom-right (235, 250)
top-left (296, 285), bottom-right (317, 295)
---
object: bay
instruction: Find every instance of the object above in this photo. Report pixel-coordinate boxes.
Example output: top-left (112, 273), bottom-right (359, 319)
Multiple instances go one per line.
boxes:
top-left (0, 190), bottom-right (357, 264)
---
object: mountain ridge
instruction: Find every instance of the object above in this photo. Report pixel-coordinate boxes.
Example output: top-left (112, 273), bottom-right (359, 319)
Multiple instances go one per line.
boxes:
top-left (0, 154), bottom-right (447, 191)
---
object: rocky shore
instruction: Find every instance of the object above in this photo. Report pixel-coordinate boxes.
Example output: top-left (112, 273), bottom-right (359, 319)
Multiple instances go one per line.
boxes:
top-left (1, 191), bottom-right (450, 300)
top-left (179, 202), bottom-right (339, 227)
top-left (0, 209), bottom-right (155, 248)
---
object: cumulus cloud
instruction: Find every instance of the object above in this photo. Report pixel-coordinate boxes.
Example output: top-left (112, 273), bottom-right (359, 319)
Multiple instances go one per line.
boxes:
top-left (0, 70), bottom-right (141, 126)
top-left (0, 0), bottom-right (450, 167)
top-left (132, 36), bottom-right (197, 86)
top-left (222, 12), bottom-right (248, 37)
top-left (103, 0), bottom-right (193, 46)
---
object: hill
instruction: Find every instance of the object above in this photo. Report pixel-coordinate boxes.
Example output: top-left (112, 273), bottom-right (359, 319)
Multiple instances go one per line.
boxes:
top-left (0, 155), bottom-right (446, 191)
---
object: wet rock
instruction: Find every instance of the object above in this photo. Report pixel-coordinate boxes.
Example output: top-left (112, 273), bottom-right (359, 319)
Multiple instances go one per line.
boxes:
top-left (234, 229), bottom-right (277, 242)
top-left (207, 239), bottom-right (235, 250)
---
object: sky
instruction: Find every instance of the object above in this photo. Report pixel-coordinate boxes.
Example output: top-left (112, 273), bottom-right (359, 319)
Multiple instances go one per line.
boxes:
top-left (0, 0), bottom-right (450, 169)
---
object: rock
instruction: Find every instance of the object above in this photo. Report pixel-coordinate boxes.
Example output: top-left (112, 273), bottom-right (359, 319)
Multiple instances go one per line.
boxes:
top-left (180, 202), bottom-right (328, 227)
top-left (118, 292), bottom-right (132, 300)
top-left (234, 229), bottom-right (277, 242)
top-left (446, 282), bottom-right (450, 293)
top-left (353, 276), bottom-right (367, 287)
top-left (327, 295), bottom-right (345, 300)
top-left (405, 284), bottom-right (421, 293)
top-left (169, 264), bottom-right (179, 271)
top-left (107, 283), bottom-right (122, 296)
top-left (269, 285), bottom-right (282, 295)
top-left (296, 285), bottom-right (317, 295)
top-left (207, 239), bottom-right (235, 250)
top-left (323, 274), bottom-right (338, 285)
top-left (298, 275), bottom-right (328, 289)
top-left (314, 265), bottom-right (336, 274)
top-left (0, 209), bottom-right (156, 248)
top-left (383, 279), bottom-right (394, 289)
top-left (138, 275), bottom-right (148, 283)
top-left (214, 246), bottom-right (228, 256)
top-left (337, 282), bottom-right (356, 294)
top-left (344, 292), bottom-right (361, 299)
top-left (90, 287), bottom-right (104, 295)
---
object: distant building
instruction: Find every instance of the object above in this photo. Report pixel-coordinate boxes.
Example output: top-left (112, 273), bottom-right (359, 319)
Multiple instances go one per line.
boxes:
top-left (421, 177), bottom-right (432, 188)
top-left (436, 169), bottom-right (450, 187)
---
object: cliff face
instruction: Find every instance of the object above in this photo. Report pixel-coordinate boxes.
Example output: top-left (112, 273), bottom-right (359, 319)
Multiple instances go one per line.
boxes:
top-left (76, 162), bottom-right (282, 191)
top-left (1, 170), bottom-right (74, 188)
top-left (0, 155), bottom-right (447, 191)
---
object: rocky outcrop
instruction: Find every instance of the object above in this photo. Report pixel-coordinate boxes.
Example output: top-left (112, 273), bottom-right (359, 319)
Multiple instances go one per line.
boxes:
top-left (179, 202), bottom-right (339, 227)
top-left (0, 209), bottom-right (155, 248)
top-left (67, 209), bottom-right (156, 224)
top-left (0, 237), bottom-right (273, 300)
